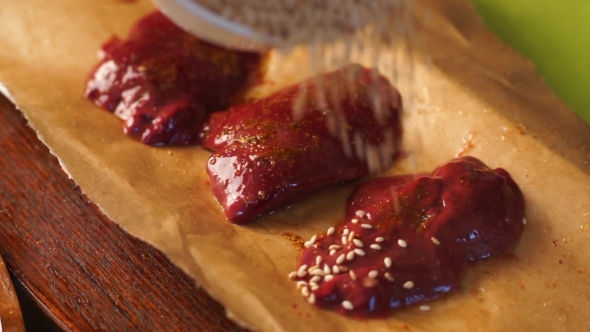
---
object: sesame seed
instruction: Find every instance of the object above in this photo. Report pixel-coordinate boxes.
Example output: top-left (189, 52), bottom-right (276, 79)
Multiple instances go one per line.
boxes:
top-left (297, 265), bottom-right (308, 277)
top-left (324, 274), bottom-right (334, 282)
top-left (301, 286), bottom-right (310, 297)
top-left (288, 271), bottom-right (297, 279)
top-left (346, 251), bottom-right (355, 261)
top-left (355, 210), bottom-right (366, 218)
top-left (361, 224), bottom-right (373, 229)
top-left (343, 229), bottom-right (349, 235)
top-left (385, 272), bottom-right (394, 282)
top-left (354, 248), bottom-right (365, 256)
top-left (323, 264), bottom-right (331, 274)
top-left (419, 305), bottom-right (431, 311)
top-left (329, 249), bottom-right (337, 256)
top-left (351, 218), bottom-right (359, 224)
top-left (329, 245), bottom-right (340, 250)
top-left (341, 236), bottom-right (348, 245)
top-left (308, 293), bottom-right (316, 304)
top-left (398, 239), bottom-right (408, 248)
top-left (370, 244), bottom-right (381, 250)
top-left (332, 265), bottom-right (340, 274)
top-left (336, 253), bottom-right (346, 264)
top-left (375, 237), bottom-right (385, 242)
top-left (310, 269), bottom-right (326, 276)
top-left (522, 217), bottom-right (527, 225)
top-left (348, 231), bottom-right (356, 242)
top-left (431, 237), bottom-right (440, 245)
top-left (304, 235), bottom-right (317, 248)
top-left (342, 300), bottom-right (354, 310)
top-left (353, 239), bottom-right (364, 247)
top-left (310, 284), bottom-right (319, 291)
top-left (368, 270), bottom-right (378, 278)
top-left (310, 276), bottom-right (321, 283)
top-left (349, 270), bottom-right (357, 280)
top-left (308, 265), bottom-right (319, 272)
top-left (327, 227), bottom-right (335, 235)
top-left (316, 256), bottom-right (322, 265)
top-left (384, 257), bottom-right (392, 268)
top-left (296, 281), bottom-right (307, 289)
top-left (403, 281), bottom-right (415, 289)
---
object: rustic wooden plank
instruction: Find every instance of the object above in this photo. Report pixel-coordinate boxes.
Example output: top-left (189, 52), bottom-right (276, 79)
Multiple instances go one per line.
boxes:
top-left (0, 95), bottom-right (245, 331)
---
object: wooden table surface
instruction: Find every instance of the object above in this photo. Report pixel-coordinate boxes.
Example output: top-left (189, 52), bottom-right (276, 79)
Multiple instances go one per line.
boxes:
top-left (0, 95), bottom-right (245, 331)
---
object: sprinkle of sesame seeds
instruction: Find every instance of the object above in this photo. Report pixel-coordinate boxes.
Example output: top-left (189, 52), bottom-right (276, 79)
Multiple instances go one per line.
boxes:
top-left (355, 210), bottom-right (366, 218)
top-left (419, 305), bottom-right (431, 311)
top-left (324, 274), bottom-right (334, 282)
top-left (323, 264), bottom-right (331, 274)
top-left (431, 237), bottom-right (440, 245)
top-left (342, 236), bottom-right (348, 245)
top-left (368, 270), bottom-right (378, 278)
top-left (332, 265), bottom-right (340, 274)
top-left (354, 248), bottom-right (365, 256)
top-left (329, 245), bottom-right (340, 250)
top-left (384, 257), bottom-right (392, 268)
top-left (523, 217), bottom-right (527, 225)
top-left (327, 227), bottom-right (335, 235)
top-left (308, 293), bottom-right (316, 304)
top-left (403, 281), bottom-right (415, 289)
top-left (343, 229), bottom-right (349, 235)
top-left (288, 271), bottom-right (297, 279)
top-left (329, 249), bottom-right (337, 256)
top-left (375, 237), bottom-right (384, 242)
top-left (309, 269), bottom-right (326, 276)
top-left (304, 235), bottom-right (317, 248)
top-left (385, 272), bottom-right (394, 282)
top-left (296, 281), bottom-right (307, 289)
top-left (297, 265), bottom-right (308, 277)
top-left (349, 270), bottom-right (357, 280)
top-left (361, 224), bottom-right (373, 229)
top-left (398, 239), bottom-right (408, 248)
top-left (346, 251), bottom-right (355, 261)
top-left (342, 300), bottom-right (354, 310)
top-left (348, 231), bottom-right (356, 242)
top-left (353, 239), bottom-right (364, 247)
top-left (351, 218), bottom-right (359, 224)
top-left (316, 256), bottom-right (322, 265)
top-left (370, 244), bottom-right (381, 250)
top-left (310, 276), bottom-right (321, 283)
top-left (301, 286), bottom-right (310, 297)
top-left (336, 253), bottom-right (346, 264)
top-left (310, 284), bottom-right (319, 291)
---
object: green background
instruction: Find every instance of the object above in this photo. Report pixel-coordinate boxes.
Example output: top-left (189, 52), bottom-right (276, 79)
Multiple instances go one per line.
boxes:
top-left (471, 0), bottom-right (590, 124)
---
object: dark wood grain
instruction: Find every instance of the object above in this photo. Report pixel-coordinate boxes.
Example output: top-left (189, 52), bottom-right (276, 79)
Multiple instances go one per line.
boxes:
top-left (0, 95), bottom-right (245, 331)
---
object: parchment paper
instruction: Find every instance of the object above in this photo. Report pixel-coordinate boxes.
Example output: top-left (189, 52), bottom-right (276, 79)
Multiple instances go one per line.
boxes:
top-left (1, 0), bottom-right (590, 331)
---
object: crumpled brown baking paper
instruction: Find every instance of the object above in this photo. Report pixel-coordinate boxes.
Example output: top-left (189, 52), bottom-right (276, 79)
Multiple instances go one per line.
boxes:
top-left (1, 0), bottom-right (590, 331)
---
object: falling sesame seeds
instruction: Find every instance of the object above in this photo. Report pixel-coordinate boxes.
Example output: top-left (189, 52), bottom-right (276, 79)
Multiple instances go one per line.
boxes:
top-left (353, 239), bottom-right (364, 247)
top-left (403, 281), bottom-right (415, 289)
top-left (354, 248), bottom-right (366, 256)
top-left (348, 231), bottom-right (356, 242)
top-left (342, 300), bottom-right (354, 310)
top-left (343, 229), bottom-right (350, 235)
top-left (336, 253), bottom-right (346, 264)
top-left (324, 274), bottom-right (334, 282)
top-left (288, 271), bottom-right (297, 279)
top-left (431, 237), bottom-right (440, 245)
top-left (297, 265), bottom-right (308, 277)
top-left (349, 270), bottom-right (357, 280)
top-left (368, 270), bottom-right (378, 278)
top-left (385, 272), bottom-right (394, 282)
top-left (398, 239), bottom-right (408, 248)
top-left (384, 257), bottom-right (392, 268)
top-left (301, 286), bottom-right (310, 297)
top-left (316, 256), bottom-right (322, 265)
top-left (351, 218), bottom-right (359, 224)
top-left (370, 244), bottom-right (381, 250)
top-left (308, 293), bottom-right (316, 304)
top-left (361, 224), bottom-right (373, 229)
top-left (329, 249), bottom-right (337, 256)
top-left (355, 210), bottom-right (366, 218)
top-left (419, 305), bottom-right (431, 311)
top-left (523, 217), bottom-right (527, 225)
top-left (332, 265), bottom-right (340, 274)
top-left (327, 227), bottom-right (335, 235)
top-left (346, 251), bottom-right (355, 261)
top-left (375, 237), bottom-right (384, 242)
top-left (329, 245), bottom-right (340, 250)
top-left (310, 276), bottom-right (321, 283)
top-left (342, 236), bottom-right (348, 245)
